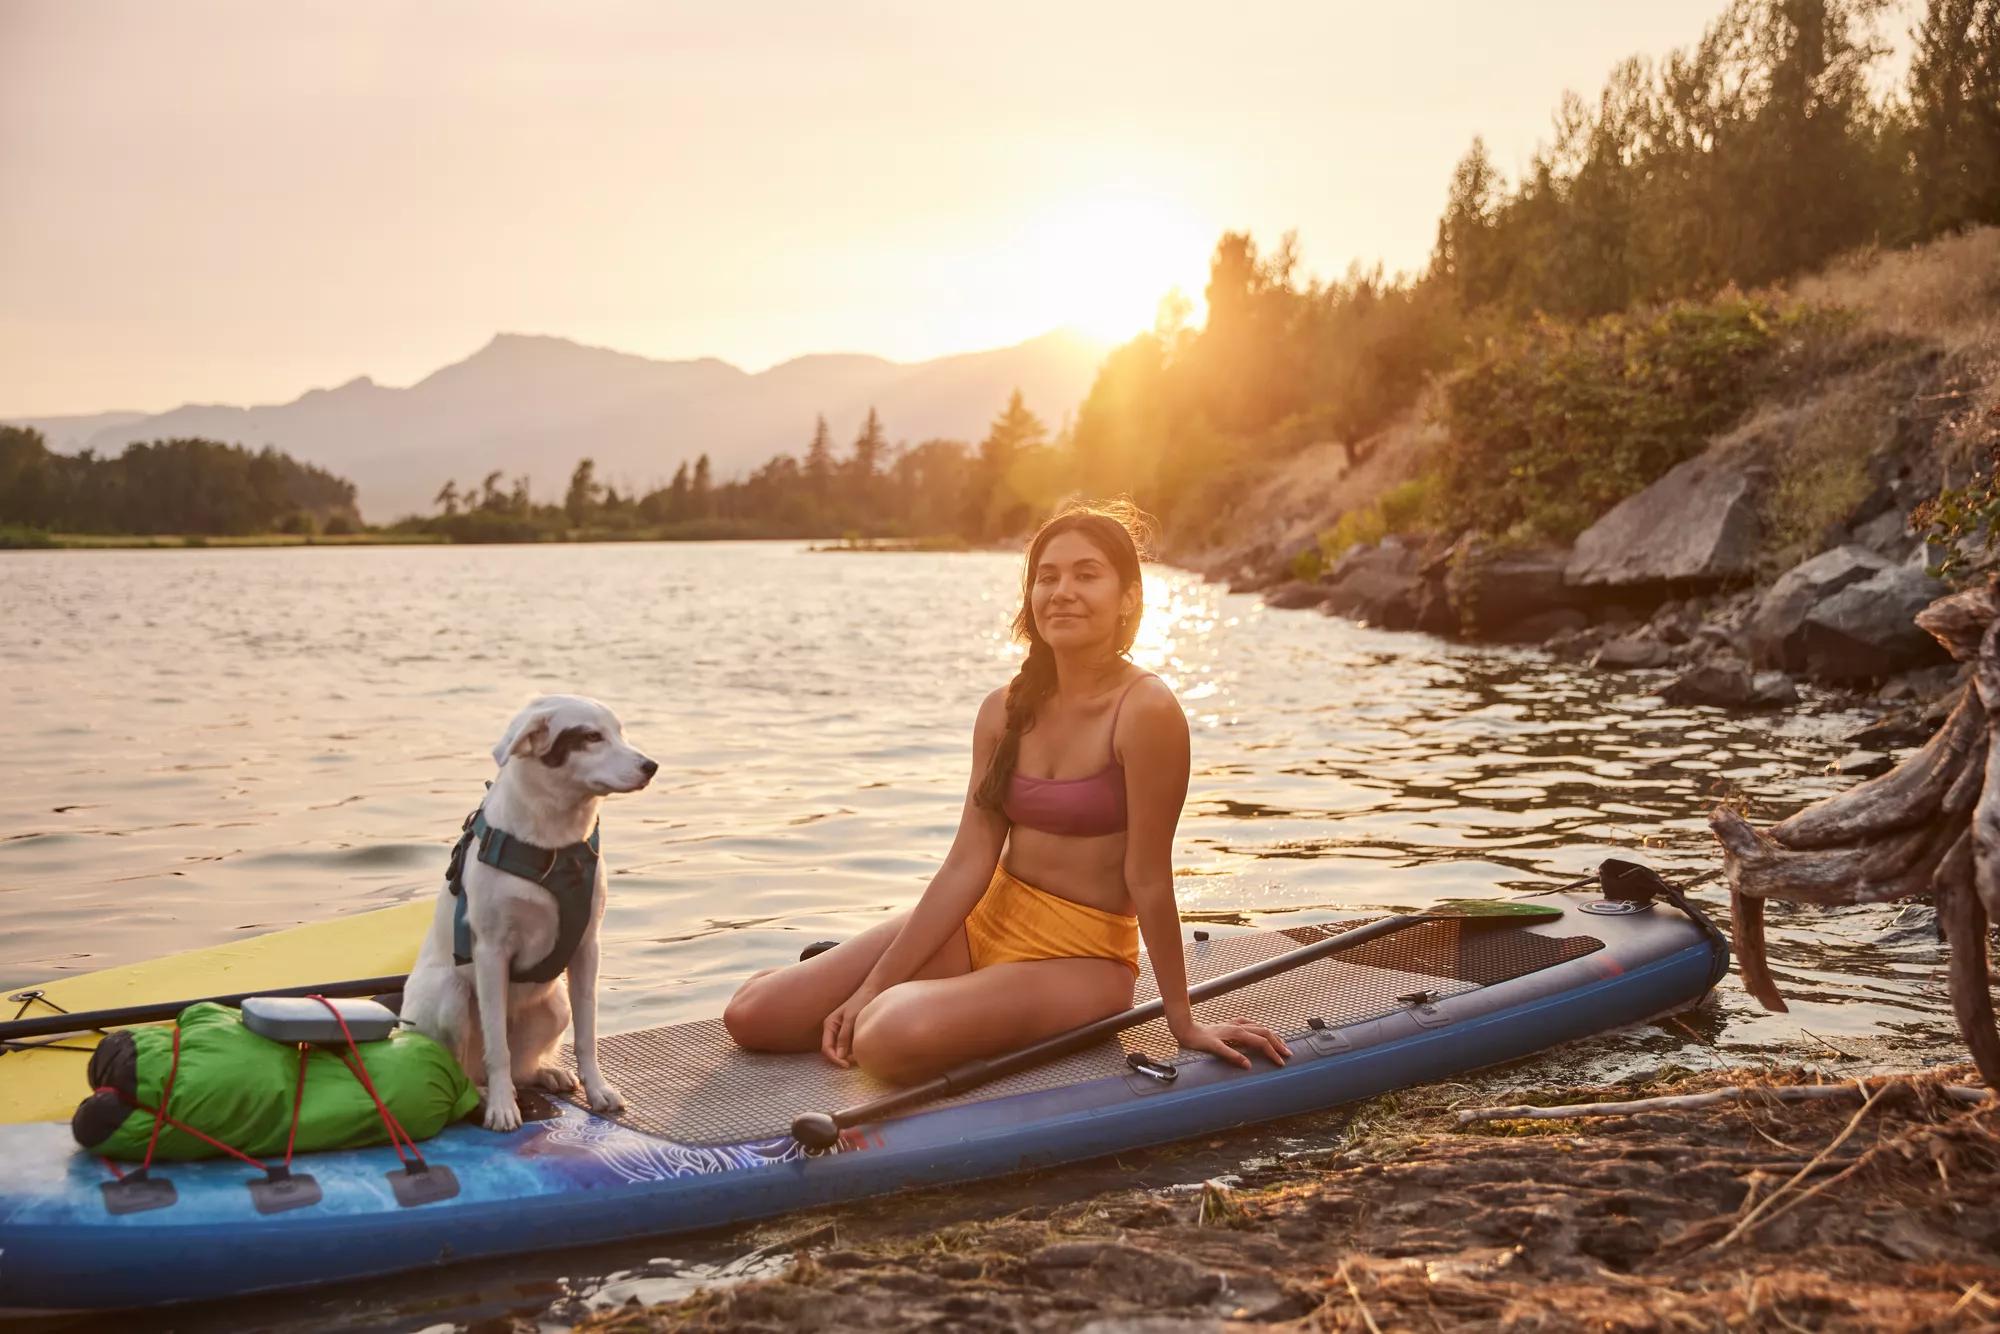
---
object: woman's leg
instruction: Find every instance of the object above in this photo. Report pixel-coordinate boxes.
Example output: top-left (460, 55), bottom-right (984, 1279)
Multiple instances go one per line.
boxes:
top-left (722, 911), bottom-right (971, 1052)
top-left (849, 956), bottom-right (1135, 1084)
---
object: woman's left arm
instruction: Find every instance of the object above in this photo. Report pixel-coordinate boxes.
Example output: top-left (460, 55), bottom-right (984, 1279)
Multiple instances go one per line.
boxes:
top-left (1122, 682), bottom-right (1290, 1070)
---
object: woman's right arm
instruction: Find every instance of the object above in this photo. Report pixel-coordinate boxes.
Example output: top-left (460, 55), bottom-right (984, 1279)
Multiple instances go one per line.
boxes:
top-left (821, 688), bottom-right (1009, 1065)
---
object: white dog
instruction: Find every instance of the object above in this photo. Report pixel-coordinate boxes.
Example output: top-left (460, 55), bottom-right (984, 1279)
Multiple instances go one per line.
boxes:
top-left (402, 695), bottom-right (656, 1131)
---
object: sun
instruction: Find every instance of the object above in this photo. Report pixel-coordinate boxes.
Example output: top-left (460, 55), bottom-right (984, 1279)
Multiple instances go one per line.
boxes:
top-left (1020, 193), bottom-right (1210, 344)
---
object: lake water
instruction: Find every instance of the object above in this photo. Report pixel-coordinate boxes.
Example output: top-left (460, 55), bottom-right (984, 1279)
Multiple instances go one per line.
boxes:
top-left (0, 542), bottom-right (1962, 1056)
top-left (0, 542), bottom-right (1967, 1324)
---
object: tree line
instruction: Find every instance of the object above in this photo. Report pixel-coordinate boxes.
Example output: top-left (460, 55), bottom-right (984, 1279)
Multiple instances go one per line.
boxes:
top-left (0, 426), bottom-right (359, 536)
top-left (407, 392), bottom-right (1063, 543)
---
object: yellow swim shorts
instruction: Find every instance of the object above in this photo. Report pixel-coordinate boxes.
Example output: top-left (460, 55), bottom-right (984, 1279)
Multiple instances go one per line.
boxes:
top-left (964, 863), bottom-right (1140, 977)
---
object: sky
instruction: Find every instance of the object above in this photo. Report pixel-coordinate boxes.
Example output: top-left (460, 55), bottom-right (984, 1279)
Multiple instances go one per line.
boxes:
top-left (0, 0), bottom-right (1914, 417)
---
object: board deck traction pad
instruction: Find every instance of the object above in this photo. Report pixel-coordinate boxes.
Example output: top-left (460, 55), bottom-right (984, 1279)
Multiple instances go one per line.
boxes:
top-left (567, 917), bottom-right (1602, 1145)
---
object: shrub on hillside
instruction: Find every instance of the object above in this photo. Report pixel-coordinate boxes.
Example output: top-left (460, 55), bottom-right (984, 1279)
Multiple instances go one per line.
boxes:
top-left (1430, 295), bottom-right (1822, 543)
top-left (1313, 477), bottom-right (1442, 570)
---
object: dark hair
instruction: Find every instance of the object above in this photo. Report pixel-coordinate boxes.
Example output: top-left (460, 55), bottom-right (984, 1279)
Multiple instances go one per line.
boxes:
top-left (975, 500), bottom-right (1153, 811)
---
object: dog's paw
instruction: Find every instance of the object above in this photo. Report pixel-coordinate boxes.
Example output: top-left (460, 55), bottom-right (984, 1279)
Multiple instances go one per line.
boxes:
top-left (529, 1065), bottom-right (577, 1093)
top-left (481, 1089), bottom-right (523, 1133)
top-left (585, 1079), bottom-right (626, 1115)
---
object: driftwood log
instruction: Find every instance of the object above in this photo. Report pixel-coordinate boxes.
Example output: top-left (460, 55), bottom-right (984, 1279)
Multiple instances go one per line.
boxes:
top-left (1710, 578), bottom-right (2000, 1086)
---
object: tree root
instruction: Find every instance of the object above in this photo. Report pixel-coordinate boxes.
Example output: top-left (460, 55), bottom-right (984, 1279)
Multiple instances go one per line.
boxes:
top-left (1709, 575), bottom-right (2000, 1088)
top-left (1730, 890), bottom-right (1789, 1012)
top-left (1942, 838), bottom-right (2000, 1089)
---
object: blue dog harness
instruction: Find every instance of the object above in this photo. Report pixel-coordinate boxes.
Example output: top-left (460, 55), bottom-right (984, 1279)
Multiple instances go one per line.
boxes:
top-left (445, 805), bottom-right (601, 985)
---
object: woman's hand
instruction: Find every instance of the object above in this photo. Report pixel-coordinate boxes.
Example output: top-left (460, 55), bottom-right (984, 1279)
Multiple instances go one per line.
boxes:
top-left (1173, 1017), bottom-right (1291, 1070)
top-left (821, 984), bottom-right (879, 1068)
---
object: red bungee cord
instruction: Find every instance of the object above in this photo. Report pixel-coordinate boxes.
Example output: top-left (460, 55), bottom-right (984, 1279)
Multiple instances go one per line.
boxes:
top-left (98, 995), bottom-right (432, 1187)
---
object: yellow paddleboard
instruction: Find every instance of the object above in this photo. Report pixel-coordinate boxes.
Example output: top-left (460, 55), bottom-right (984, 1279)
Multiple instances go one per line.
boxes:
top-left (1, 902), bottom-right (432, 1126)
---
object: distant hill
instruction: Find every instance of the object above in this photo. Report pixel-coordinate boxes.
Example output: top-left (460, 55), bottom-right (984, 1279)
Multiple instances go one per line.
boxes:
top-left (10, 411), bottom-right (152, 451)
top-left (11, 329), bottom-right (1109, 521)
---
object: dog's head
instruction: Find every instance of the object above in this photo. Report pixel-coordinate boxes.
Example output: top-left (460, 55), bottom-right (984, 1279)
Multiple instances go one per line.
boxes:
top-left (493, 695), bottom-right (657, 795)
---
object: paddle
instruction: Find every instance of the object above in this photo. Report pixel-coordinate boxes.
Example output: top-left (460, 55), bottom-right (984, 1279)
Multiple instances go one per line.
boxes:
top-left (787, 898), bottom-right (1564, 1149)
top-left (0, 975), bottom-right (409, 1044)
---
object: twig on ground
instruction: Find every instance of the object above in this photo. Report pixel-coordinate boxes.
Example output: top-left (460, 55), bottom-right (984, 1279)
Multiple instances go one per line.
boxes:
top-left (1334, 1260), bottom-right (1382, 1334)
top-left (1801, 1029), bottom-right (1854, 1059)
top-left (1769, 1299), bottom-right (1815, 1334)
top-left (1455, 1080), bottom-right (1988, 1125)
top-left (1710, 1079), bottom-right (1891, 1250)
top-left (1952, 1282), bottom-right (1999, 1315)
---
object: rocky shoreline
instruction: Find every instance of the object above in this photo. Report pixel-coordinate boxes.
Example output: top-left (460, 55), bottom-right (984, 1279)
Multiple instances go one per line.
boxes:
top-left (574, 1066), bottom-right (1999, 1332)
top-left (1199, 456), bottom-right (1970, 776)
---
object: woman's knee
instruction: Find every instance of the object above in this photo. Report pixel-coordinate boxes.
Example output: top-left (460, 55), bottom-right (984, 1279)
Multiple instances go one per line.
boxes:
top-left (721, 970), bottom-right (787, 1050)
top-left (850, 989), bottom-right (945, 1084)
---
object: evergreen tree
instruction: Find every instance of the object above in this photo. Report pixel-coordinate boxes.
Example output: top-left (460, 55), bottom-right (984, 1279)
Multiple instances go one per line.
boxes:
top-left (1909, 0), bottom-right (2000, 234)
top-left (1432, 137), bottom-right (1505, 305)
top-left (968, 390), bottom-right (1049, 539)
top-left (1738, 0), bottom-right (1887, 284)
top-left (564, 457), bottom-right (600, 526)
top-left (666, 460), bottom-right (691, 521)
top-left (844, 407), bottom-right (887, 523)
top-left (692, 453), bottom-right (713, 517)
top-left (804, 414), bottom-right (835, 502)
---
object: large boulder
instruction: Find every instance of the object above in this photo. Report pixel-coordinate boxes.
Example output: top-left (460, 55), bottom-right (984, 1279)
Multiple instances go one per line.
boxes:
top-left (1661, 660), bottom-right (1754, 706)
top-left (1263, 580), bottom-right (1333, 610)
top-left (1659, 660), bottom-right (1801, 709)
top-left (1848, 507), bottom-right (1919, 560)
top-left (1319, 537), bottom-right (1425, 630)
top-left (1746, 546), bottom-right (1892, 672)
top-left (1447, 540), bottom-right (1597, 640)
top-left (1799, 564), bottom-right (1951, 680)
top-left (1566, 451), bottom-right (1765, 588)
top-left (1593, 634), bottom-right (1672, 670)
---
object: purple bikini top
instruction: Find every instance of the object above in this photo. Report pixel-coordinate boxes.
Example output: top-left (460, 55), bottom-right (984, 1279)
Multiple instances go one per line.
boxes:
top-left (1004, 676), bottom-right (1150, 838)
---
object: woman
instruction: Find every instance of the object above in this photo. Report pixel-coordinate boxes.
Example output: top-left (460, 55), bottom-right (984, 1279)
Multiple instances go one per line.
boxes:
top-left (723, 502), bottom-right (1289, 1083)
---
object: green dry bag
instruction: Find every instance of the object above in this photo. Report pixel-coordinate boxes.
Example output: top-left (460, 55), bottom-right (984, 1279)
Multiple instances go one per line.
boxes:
top-left (71, 1002), bottom-right (480, 1161)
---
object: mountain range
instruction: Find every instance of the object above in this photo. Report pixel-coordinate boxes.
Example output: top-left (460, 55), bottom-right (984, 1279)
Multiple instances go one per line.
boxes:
top-left (10, 328), bottom-right (1110, 521)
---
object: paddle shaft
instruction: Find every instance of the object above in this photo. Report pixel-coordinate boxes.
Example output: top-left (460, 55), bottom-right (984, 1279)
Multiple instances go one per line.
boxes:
top-left (797, 911), bottom-right (1434, 1144)
top-left (0, 974), bottom-right (409, 1042)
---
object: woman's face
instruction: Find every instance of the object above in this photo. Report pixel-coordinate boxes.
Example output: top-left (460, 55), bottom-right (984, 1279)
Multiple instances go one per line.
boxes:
top-left (1030, 529), bottom-right (1137, 651)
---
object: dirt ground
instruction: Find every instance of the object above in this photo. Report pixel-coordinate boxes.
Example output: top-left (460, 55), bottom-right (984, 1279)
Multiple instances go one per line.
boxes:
top-left (566, 1067), bottom-right (2000, 1333)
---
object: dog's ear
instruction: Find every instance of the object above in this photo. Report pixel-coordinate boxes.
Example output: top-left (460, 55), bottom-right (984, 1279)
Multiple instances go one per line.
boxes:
top-left (493, 701), bottom-right (560, 767)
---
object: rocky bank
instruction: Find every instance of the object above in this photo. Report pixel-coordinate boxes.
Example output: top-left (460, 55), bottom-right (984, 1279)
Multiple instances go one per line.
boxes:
top-left (1178, 236), bottom-right (2000, 768)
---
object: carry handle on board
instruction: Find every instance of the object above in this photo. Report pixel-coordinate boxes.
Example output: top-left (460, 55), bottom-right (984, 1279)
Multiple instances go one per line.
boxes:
top-left (787, 897), bottom-right (1565, 1150)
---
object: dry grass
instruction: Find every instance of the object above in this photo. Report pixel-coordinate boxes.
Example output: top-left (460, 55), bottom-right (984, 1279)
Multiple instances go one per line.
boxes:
top-left (1796, 226), bottom-right (2000, 358)
top-left (1745, 362), bottom-right (1915, 570)
top-left (1181, 392), bottom-right (1442, 576)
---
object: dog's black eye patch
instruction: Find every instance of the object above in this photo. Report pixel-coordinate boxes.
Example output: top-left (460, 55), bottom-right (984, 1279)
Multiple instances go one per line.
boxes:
top-left (540, 725), bottom-right (598, 767)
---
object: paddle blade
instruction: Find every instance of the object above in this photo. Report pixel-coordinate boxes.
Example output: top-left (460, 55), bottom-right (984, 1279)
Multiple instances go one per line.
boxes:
top-left (1430, 899), bottom-right (1566, 922)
